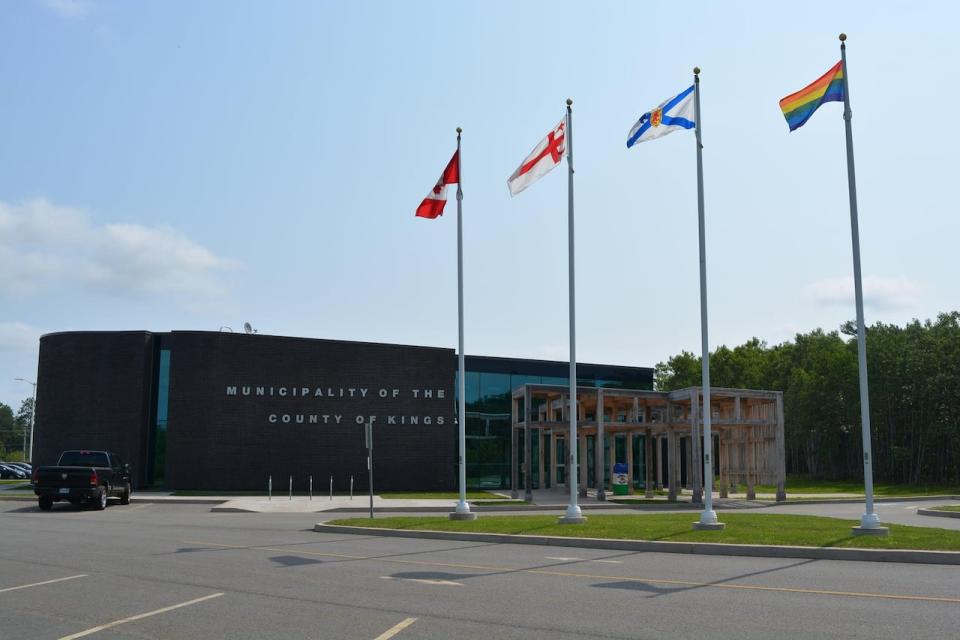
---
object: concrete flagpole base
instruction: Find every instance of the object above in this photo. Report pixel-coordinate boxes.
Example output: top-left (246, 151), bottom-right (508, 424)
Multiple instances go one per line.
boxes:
top-left (693, 509), bottom-right (724, 531)
top-left (852, 512), bottom-right (888, 536)
top-left (449, 502), bottom-right (477, 521)
top-left (558, 504), bottom-right (586, 525)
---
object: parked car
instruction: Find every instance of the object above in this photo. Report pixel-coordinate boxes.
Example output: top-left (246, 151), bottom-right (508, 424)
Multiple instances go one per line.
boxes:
top-left (0, 463), bottom-right (28, 479)
top-left (7, 462), bottom-right (32, 474)
top-left (32, 450), bottom-right (131, 510)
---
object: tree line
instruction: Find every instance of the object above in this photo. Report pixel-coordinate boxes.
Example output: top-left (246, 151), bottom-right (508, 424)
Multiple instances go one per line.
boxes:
top-left (654, 312), bottom-right (960, 485)
top-left (0, 397), bottom-right (32, 462)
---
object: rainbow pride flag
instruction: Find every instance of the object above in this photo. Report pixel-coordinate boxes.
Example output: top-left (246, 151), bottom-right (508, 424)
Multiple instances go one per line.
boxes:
top-left (779, 61), bottom-right (845, 131)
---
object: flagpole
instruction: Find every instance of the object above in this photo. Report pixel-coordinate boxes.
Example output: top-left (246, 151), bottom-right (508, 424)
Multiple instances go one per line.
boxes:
top-left (560, 98), bottom-right (585, 524)
top-left (451, 127), bottom-right (476, 521)
top-left (839, 34), bottom-right (885, 536)
top-left (692, 67), bottom-right (723, 531)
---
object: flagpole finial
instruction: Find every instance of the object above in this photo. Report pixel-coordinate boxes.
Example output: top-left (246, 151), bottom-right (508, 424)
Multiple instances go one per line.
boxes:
top-left (566, 98), bottom-right (572, 106)
top-left (693, 66), bottom-right (701, 75)
top-left (456, 127), bottom-right (462, 134)
top-left (839, 33), bottom-right (847, 42)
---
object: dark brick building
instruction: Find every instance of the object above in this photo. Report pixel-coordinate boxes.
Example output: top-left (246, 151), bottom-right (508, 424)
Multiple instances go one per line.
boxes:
top-left (34, 331), bottom-right (652, 491)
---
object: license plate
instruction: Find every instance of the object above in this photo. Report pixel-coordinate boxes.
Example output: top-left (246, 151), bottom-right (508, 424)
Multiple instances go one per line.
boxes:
top-left (58, 488), bottom-right (70, 495)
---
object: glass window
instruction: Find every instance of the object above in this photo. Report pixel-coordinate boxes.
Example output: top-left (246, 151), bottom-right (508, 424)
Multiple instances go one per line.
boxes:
top-left (479, 373), bottom-right (511, 413)
top-left (151, 349), bottom-right (171, 486)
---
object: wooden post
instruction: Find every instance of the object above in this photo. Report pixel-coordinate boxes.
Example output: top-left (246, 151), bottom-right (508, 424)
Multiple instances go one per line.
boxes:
top-left (690, 389), bottom-right (702, 503)
top-left (667, 427), bottom-right (678, 501)
top-left (595, 388), bottom-right (606, 500)
top-left (746, 424), bottom-right (756, 500)
top-left (654, 434), bottom-right (663, 490)
top-left (511, 396), bottom-right (519, 499)
top-left (525, 386), bottom-right (533, 501)
top-left (578, 431), bottom-right (587, 497)
top-left (719, 428), bottom-right (729, 498)
top-left (626, 430), bottom-right (635, 495)
top-left (644, 428), bottom-right (654, 498)
top-left (538, 429), bottom-right (546, 491)
top-left (550, 430), bottom-right (558, 489)
top-left (775, 392), bottom-right (786, 502)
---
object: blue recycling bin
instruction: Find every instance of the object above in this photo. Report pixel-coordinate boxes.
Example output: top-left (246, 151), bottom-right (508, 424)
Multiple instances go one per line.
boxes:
top-left (612, 462), bottom-right (629, 496)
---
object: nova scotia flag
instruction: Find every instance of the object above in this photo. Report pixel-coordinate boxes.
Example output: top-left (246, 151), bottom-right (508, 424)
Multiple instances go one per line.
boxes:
top-left (626, 85), bottom-right (696, 148)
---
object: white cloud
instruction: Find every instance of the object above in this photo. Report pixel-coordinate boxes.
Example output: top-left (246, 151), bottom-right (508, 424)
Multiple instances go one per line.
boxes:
top-left (0, 198), bottom-right (237, 299)
top-left (805, 275), bottom-right (923, 311)
top-left (41, 0), bottom-right (94, 19)
top-left (0, 322), bottom-right (43, 352)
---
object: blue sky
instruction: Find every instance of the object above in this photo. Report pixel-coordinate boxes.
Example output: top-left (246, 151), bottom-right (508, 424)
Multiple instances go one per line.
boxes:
top-left (1, 0), bottom-right (956, 409)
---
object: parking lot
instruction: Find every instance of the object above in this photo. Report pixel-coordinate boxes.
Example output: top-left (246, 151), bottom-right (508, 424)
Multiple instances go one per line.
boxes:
top-left (2, 500), bottom-right (959, 639)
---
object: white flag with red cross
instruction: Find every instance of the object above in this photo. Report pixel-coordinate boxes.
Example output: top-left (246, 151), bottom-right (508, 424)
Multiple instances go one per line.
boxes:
top-left (507, 118), bottom-right (566, 197)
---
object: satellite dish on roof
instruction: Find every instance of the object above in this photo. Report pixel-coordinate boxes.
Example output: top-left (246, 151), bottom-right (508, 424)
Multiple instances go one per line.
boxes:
top-left (243, 322), bottom-right (254, 335)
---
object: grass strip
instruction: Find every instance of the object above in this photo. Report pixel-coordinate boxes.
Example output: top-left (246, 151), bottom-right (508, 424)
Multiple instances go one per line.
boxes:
top-left (327, 513), bottom-right (960, 551)
top-left (931, 505), bottom-right (960, 512)
top-left (752, 477), bottom-right (960, 496)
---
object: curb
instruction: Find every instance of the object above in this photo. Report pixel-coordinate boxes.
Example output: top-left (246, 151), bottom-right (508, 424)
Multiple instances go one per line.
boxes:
top-left (313, 523), bottom-right (960, 566)
top-left (0, 495), bottom-right (226, 506)
top-left (917, 508), bottom-right (960, 519)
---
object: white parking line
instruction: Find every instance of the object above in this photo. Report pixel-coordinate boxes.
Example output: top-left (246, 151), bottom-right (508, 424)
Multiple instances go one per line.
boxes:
top-left (57, 592), bottom-right (224, 639)
top-left (0, 575), bottom-right (87, 594)
top-left (373, 617), bottom-right (418, 640)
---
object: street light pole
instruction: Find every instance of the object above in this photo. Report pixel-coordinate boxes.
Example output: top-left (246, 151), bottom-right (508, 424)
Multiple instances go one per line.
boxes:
top-left (14, 378), bottom-right (36, 463)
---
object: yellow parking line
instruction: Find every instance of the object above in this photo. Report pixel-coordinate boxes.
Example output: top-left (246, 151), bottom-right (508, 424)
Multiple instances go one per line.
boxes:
top-left (57, 592), bottom-right (224, 639)
top-left (373, 617), bottom-right (418, 640)
top-left (0, 574), bottom-right (87, 594)
top-left (182, 540), bottom-right (960, 605)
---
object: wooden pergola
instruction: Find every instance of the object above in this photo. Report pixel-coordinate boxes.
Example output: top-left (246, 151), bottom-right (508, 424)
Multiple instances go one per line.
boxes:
top-left (510, 384), bottom-right (786, 503)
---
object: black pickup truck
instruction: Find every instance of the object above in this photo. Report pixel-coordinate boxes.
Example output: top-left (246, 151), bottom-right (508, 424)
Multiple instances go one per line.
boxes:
top-left (32, 450), bottom-right (132, 511)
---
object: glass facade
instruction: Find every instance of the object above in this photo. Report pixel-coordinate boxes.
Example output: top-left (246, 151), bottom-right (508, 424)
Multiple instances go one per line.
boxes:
top-left (149, 349), bottom-right (170, 486)
top-left (142, 336), bottom-right (653, 489)
top-left (461, 356), bottom-right (653, 489)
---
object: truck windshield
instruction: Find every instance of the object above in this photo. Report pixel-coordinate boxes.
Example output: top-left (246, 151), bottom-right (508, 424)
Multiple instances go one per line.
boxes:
top-left (58, 451), bottom-right (110, 467)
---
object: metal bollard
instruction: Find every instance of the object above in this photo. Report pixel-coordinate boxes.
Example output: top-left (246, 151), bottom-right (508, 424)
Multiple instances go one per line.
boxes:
top-left (289, 475), bottom-right (292, 500)
top-left (268, 475), bottom-right (272, 501)
top-left (309, 475), bottom-right (313, 500)
top-left (329, 475), bottom-right (333, 500)
top-left (350, 475), bottom-right (354, 500)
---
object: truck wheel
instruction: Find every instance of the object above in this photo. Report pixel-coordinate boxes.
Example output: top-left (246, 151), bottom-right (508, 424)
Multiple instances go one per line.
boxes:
top-left (38, 496), bottom-right (53, 511)
top-left (95, 487), bottom-right (108, 510)
top-left (120, 483), bottom-right (131, 505)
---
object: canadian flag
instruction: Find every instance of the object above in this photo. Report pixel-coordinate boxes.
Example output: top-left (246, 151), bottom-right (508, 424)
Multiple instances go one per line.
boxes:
top-left (415, 151), bottom-right (460, 219)
top-left (507, 118), bottom-right (566, 197)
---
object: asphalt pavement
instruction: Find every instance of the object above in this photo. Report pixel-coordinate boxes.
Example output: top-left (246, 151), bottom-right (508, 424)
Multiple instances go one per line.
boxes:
top-left (1, 500), bottom-right (958, 639)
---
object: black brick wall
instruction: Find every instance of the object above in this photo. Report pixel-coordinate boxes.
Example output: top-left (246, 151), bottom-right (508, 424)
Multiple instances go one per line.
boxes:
top-left (34, 332), bottom-right (155, 488)
top-left (164, 332), bottom-right (456, 491)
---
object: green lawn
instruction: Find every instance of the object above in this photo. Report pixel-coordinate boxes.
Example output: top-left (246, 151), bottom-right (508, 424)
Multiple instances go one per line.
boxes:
top-left (327, 513), bottom-right (960, 551)
top-left (750, 475), bottom-right (960, 496)
top-left (931, 505), bottom-right (960, 512)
